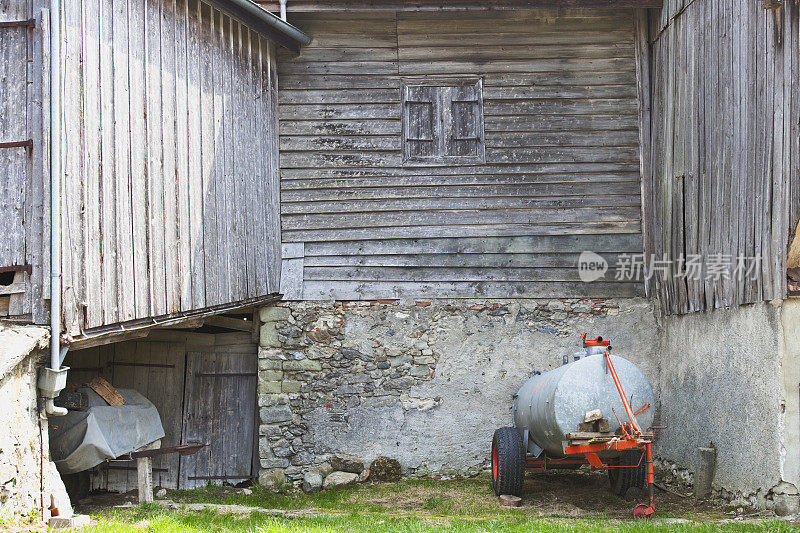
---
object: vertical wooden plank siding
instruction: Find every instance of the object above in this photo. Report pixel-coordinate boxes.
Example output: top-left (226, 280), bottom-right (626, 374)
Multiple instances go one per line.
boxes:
top-left (647, 1), bottom-right (799, 314)
top-left (0, 0), bottom-right (52, 319)
top-left (55, 0), bottom-right (281, 331)
top-left (277, 10), bottom-right (644, 300)
top-left (27, 3), bottom-right (49, 322)
top-left (266, 39), bottom-right (281, 293)
top-left (0, 0), bottom-right (30, 277)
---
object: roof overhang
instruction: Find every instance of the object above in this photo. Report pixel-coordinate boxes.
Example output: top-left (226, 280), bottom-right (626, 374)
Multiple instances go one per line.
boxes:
top-left (213, 0), bottom-right (311, 51)
top-left (255, 0), bottom-right (662, 12)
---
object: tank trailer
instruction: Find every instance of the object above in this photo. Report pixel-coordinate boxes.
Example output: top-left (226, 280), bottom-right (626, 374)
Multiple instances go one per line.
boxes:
top-left (491, 334), bottom-right (663, 518)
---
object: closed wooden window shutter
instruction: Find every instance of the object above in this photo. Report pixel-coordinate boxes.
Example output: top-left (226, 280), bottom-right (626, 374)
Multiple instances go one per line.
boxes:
top-left (401, 80), bottom-right (484, 164)
top-left (445, 81), bottom-right (484, 159)
top-left (403, 85), bottom-right (438, 160)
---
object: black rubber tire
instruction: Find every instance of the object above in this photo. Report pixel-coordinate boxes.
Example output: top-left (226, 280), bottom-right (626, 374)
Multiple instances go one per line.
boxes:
top-left (491, 427), bottom-right (525, 497)
top-left (608, 451), bottom-right (646, 497)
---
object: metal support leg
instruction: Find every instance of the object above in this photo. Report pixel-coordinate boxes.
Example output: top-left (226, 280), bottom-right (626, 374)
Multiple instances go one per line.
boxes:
top-left (633, 442), bottom-right (655, 519)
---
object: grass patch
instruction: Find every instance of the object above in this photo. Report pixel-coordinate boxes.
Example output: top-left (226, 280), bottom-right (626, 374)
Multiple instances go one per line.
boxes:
top-left (81, 504), bottom-right (800, 533)
top-left (169, 477), bottom-right (518, 518)
top-left (75, 476), bottom-right (800, 532)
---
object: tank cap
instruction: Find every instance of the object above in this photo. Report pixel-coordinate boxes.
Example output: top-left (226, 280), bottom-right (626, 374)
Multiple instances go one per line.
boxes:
top-left (582, 332), bottom-right (611, 347)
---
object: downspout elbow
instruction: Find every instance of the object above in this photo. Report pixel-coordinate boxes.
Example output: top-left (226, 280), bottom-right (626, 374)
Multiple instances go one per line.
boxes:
top-left (45, 398), bottom-right (68, 417)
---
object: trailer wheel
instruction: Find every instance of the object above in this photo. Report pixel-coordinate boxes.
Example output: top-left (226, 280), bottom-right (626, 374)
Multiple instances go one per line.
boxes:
top-left (491, 427), bottom-right (525, 497)
top-left (608, 450), bottom-right (647, 497)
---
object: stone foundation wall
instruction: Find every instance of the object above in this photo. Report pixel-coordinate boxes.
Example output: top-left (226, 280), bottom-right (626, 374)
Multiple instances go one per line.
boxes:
top-left (255, 298), bottom-right (659, 486)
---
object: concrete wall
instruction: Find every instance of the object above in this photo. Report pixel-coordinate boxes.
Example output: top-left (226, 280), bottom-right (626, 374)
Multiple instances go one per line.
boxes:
top-left (0, 325), bottom-right (70, 522)
top-left (256, 298), bottom-right (658, 484)
top-left (656, 300), bottom-right (800, 510)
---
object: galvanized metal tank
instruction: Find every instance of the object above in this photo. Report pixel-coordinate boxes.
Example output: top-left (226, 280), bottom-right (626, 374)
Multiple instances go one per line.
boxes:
top-left (512, 345), bottom-right (654, 458)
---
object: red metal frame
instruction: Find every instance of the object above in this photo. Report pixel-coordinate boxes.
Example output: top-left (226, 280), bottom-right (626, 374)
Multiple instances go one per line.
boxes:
top-left (581, 332), bottom-right (611, 347)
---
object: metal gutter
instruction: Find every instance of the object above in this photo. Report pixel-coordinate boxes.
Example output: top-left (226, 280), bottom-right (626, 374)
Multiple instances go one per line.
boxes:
top-left (223, 0), bottom-right (310, 47)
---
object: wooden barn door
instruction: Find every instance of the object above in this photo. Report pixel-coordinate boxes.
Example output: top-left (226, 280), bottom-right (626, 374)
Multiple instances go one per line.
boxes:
top-left (179, 350), bottom-right (258, 488)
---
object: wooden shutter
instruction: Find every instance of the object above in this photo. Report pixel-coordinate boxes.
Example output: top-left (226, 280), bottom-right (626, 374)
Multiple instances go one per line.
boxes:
top-left (403, 85), bottom-right (438, 160)
top-left (444, 82), bottom-right (484, 160)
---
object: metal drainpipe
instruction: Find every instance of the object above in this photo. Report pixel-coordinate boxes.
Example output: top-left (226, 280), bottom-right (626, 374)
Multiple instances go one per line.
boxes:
top-left (45, 0), bottom-right (67, 417)
top-left (279, 0), bottom-right (287, 21)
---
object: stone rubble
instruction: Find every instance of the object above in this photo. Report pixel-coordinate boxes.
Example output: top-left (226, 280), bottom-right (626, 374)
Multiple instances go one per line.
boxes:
top-left (322, 471), bottom-right (359, 489)
top-left (301, 471), bottom-right (323, 493)
top-left (330, 454), bottom-right (364, 474)
top-left (369, 457), bottom-right (402, 482)
top-left (656, 459), bottom-right (799, 515)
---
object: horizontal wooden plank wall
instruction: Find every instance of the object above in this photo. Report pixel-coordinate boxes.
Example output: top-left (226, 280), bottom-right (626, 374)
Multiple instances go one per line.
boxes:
top-left (277, 10), bottom-right (644, 300)
top-left (59, 0), bottom-right (281, 332)
top-left (647, 0), bottom-right (799, 314)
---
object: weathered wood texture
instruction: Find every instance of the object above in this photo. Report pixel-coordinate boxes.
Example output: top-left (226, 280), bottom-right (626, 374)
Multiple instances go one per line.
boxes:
top-left (57, 0), bottom-right (281, 332)
top-left (0, 1), bottom-right (48, 321)
top-left (277, 10), bottom-right (645, 300)
top-left (257, 1), bottom-right (664, 12)
top-left (179, 349), bottom-right (257, 489)
top-left (66, 330), bottom-right (258, 491)
top-left (3, 0), bottom-right (282, 330)
top-left (646, 0), bottom-right (800, 314)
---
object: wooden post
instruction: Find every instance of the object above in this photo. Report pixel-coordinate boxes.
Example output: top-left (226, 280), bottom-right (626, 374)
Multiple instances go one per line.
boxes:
top-left (136, 439), bottom-right (161, 503)
top-left (137, 456), bottom-right (154, 503)
top-left (634, 9), bottom-right (653, 297)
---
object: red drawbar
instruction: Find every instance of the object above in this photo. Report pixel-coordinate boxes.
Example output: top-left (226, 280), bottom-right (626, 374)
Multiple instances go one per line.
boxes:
top-left (581, 332), bottom-right (611, 347)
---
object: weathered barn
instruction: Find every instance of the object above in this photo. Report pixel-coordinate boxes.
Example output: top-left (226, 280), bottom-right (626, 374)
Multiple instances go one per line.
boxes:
top-left (1, 0), bottom-right (799, 523)
top-left (0, 0), bottom-right (308, 518)
top-left (1, 0), bottom-right (303, 333)
top-left (250, 0), bottom-right (800, 509)
top-left (272, 7), bottom-right (647, 300)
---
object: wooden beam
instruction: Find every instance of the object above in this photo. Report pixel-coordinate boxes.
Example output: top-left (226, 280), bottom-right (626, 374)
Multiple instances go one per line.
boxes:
top-left (158, 318), bottom-right (205, 330)
top-left (204, 315), bottom-right (254, 332)
top-left (634, 9), bottom-right (653, 297)
top-left (68, 329), bottom-right (151, 350)
top-left (256, 0), bottom-right (663, 11)
top-left (147, 330), bottom-right (216, 349)
top-left (136, 440), bottom-right (161, 504)
top-left (66, 294), bottom-right (280, 348)
top-left (0, 282), bottom-right (26, 296)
